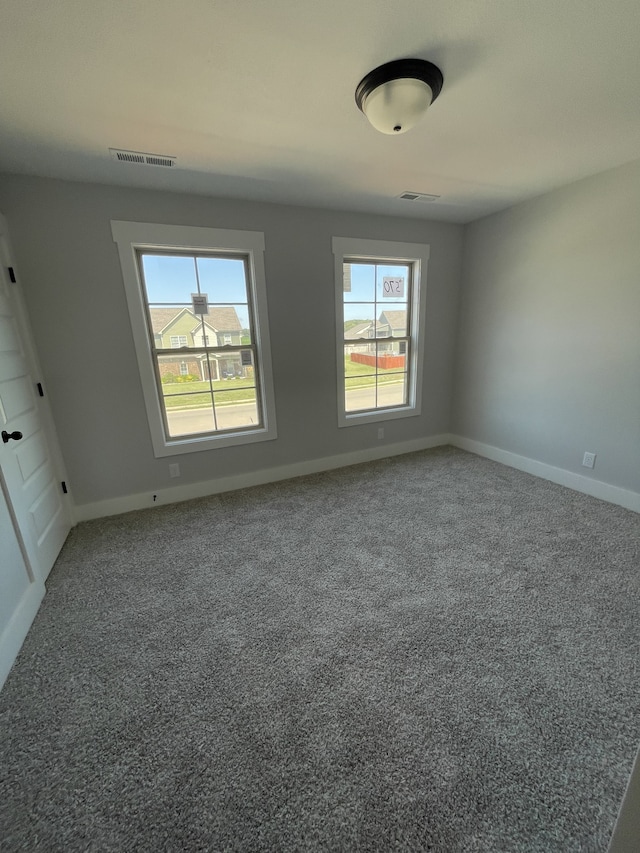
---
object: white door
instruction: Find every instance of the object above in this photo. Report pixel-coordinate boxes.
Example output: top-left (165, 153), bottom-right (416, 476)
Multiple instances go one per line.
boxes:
top-left (0, 212), bottom-right (71, 583)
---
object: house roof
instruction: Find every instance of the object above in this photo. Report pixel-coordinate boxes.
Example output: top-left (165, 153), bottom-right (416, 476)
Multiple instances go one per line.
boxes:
top-left (190, 307), bottom-right (242, 332)
top-left (148, 307), bottom-right (242, 335)
top-left (344, 321), bottom-right (373, 339)
top-left (148, 308), bottom-right (190, 335)
top-left (378, 310), bottom-right (407, 330)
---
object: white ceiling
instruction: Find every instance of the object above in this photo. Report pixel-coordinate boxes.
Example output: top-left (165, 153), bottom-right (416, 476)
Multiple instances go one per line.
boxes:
top-left (1, 0), bottom-right (639, 223)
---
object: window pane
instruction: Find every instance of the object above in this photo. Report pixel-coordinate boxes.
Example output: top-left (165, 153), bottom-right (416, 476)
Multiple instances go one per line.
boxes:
top-left (196, 257), bottom-right (248, 303)
top-left (375, 340), bottom-right (408, 371)
top-left (165, 397), bottom-right (216, 438)
top-left (376, 263), bottom-right (410, 304)
top-left (345, 377), bottom-right (376, 412)
top-left (343, 263), bottom-right (375, 302)
top-left (378, 373), bottom-right (408, 408)
top-left (141, 255), bottom-right (198, 304)
top-left (344, 304), bottom-right (375, 339)
top-left (206, 305), bottom-right (249, 344)
top-left (148, 305), bottom-right (203, 350)
top-left (206, 351), bottom-right (255, 384)
top-left (208, 350), bottom-right (248, 382)
top-left (157, 354), bottom-right (207, 386)
top-left (376, 309), bottom-right (407, 338)
top-left (214, 389), bottom-right (259, 430)
top-left (344, 344), bottom-right (376, 377)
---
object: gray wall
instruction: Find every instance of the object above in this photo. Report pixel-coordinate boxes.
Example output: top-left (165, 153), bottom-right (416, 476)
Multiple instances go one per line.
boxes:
top-left (452, 158), bottom-right (640, 494)
top-left (0, 175), bottom-right (463, 506)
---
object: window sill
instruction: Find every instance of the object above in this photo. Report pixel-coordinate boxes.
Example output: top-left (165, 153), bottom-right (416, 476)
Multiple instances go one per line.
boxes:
top-left (154, 424), bottom-right (277, 458)
top-left (338, 405), bottom-right (420, 428)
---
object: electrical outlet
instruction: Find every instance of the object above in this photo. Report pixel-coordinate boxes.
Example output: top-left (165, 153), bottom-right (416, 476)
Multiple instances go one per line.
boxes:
top-left (582, 451), bottom-right (596, 469)
top-left (377, 427), bottom-right (384, 439)
top-left (169, 463), bottom-right (181, 478)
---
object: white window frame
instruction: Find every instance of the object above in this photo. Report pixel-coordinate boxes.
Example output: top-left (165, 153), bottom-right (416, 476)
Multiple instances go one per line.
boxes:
top-left (333, 236), bottom-right (429, 428)
top-left (111, 221), bottom-right (277, 457)
top-left (170, 335), bottom-right (188, 348)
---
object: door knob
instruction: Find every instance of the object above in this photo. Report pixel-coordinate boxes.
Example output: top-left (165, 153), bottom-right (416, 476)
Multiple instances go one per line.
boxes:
top-left (2, 430), bottom-right (23, 443)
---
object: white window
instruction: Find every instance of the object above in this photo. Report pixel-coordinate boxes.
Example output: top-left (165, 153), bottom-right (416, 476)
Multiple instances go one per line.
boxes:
top-left (112, 221), bottom-right (277, 457)
top-left (333, 237), bottom-right (429, 427)
top-left (223, 334), bottom-right (232, 345)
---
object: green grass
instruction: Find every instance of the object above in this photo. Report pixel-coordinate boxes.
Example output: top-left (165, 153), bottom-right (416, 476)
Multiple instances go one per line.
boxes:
top-left (163, 378), bottom-right (256, 409)
top-left (160, 359), bottom-right (403, 409)
top-left (344, 356), bottom-right (404, 387)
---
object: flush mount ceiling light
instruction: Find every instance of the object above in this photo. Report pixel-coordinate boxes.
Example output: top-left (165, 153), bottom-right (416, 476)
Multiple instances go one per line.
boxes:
top-left (355, 58), bottom-right (443, 135)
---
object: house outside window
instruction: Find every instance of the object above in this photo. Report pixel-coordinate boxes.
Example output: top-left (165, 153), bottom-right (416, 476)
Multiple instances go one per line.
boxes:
top-left (333, 237), bottom-right (429, 427)
top-left (112, 222), bottom-right (277, 457)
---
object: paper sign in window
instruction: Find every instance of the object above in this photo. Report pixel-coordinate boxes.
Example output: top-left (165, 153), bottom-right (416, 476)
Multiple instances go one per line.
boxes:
top-left (191, 293), bottom-right (209, 314)
top-left (382, 277), bottom-right (405, 298)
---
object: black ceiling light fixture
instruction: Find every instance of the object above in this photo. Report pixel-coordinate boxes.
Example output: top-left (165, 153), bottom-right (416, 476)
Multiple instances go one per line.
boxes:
top-left (355, 58), bottom-right (444, 135)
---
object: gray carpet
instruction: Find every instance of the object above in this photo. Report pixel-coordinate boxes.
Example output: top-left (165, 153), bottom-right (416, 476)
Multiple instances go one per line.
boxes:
top-left (1, 446), bottom-right (638, 852)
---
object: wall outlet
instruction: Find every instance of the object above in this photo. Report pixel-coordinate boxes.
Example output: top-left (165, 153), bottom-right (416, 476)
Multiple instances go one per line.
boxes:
top-left (582, 451), bottom-right (596, 469)
top-left (377, 427), bottom-right (384, 439)
top-left (169, 463), bottom-right (181, 478)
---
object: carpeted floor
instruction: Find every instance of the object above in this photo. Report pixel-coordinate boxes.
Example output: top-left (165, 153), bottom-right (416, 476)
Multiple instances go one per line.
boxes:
top-left (1, 446), bottom-right (638, 852)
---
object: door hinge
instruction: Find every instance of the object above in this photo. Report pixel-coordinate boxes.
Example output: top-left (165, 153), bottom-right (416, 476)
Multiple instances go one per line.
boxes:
top-left (37, 382), bottom-right (44, 397)
top-left (61, 481), bottom-right (68, 494)
top-left (8, 267), bottom-right (16, 283)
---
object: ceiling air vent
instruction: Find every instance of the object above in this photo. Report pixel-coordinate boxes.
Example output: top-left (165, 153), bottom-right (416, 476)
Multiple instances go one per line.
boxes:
top-left (398, 191), bottom-right (441, 202)
top-left (109, 148), bottom-right (176, 168)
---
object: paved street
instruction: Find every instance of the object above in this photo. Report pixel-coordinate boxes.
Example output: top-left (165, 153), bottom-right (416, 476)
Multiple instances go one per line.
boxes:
top-left (167, 400), bottom-right (259, 435)
top-left (346, 380), bottom-right (406, 411)
top-left (166, 380), bottom-right (405, 435)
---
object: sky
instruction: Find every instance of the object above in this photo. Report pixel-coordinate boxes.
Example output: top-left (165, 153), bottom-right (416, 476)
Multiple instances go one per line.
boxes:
top-left (343, 262), bottom-right (409, 323)
top-left (139, 254), bottom-right (408, 328)
top-left (141, 254), bottom-right (250, 329)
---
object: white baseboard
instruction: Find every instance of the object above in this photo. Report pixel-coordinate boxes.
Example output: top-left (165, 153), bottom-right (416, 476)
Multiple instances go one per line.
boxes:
top-left (74, 434), bottom-right (452, 521)
top-left (73, 432), bottom-right (639, 522)
top-left (0, 581), bottom-right (45, 691)
top-left (450, 435), bottom-right (640, 513)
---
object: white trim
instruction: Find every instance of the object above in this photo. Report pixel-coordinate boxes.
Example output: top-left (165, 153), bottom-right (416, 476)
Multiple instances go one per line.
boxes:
top-left (111, 221), bottom-right (277, 457)
top-left (332, 236), bottom-right (429, 428)
top-left (72, 433), bottom-right (639, 522)
top-left (332, 236), bottom-right (431, 262)
top-left (450, 435), bottom-right (640, 513)
top-left (74, 433), bottom-right (451, 521)
top-left (110, 221), bottom-right (266, 253)
top-left (0, 581), bottom-right (45, 691)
